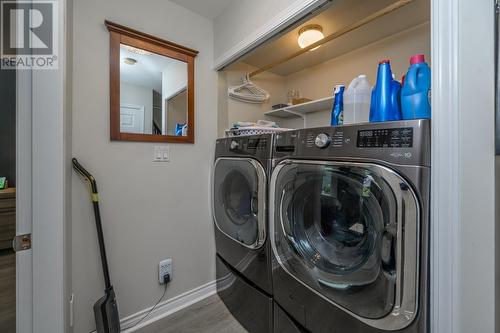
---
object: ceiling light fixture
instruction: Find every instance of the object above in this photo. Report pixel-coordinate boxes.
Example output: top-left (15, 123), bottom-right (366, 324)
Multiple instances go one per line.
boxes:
top-left (298, 24), bottom-right (324, 51)
top-left (124, 57), bottom-right (137, 65)
top-left (122, 44), bottom-right (152, 55)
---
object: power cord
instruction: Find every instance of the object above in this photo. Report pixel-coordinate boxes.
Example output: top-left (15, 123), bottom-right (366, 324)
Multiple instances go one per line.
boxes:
top-left (121, 273), bottom-right (171, 331)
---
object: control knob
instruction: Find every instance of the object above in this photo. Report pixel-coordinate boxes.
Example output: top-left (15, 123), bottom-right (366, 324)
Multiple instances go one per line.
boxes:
top-left (230, 140), bottom-right (239, 150)
top-left (315, 133), bottom-right (331, 149)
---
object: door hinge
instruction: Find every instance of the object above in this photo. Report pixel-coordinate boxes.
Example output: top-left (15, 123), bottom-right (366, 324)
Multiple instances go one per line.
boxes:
top-left (13, 234), bottom-right (31, 252)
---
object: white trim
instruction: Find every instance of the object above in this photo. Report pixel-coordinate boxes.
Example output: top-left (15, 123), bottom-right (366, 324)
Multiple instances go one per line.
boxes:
top-left (213, 0), bottom-right (328, 70)
top-left (430, 0), bottom-right (461, 332)
top-left (31, 0), bottom-right (68, 331)
top-left (16, 42), bottom-right (34, 333)
top-left (121, 280), bottom-right (217, 332)
top-left (165, 85), bottom-right (187, 101)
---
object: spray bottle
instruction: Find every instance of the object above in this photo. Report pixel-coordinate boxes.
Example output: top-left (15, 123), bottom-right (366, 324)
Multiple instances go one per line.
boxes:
top-left (331, 85), bottom-right (345, 126)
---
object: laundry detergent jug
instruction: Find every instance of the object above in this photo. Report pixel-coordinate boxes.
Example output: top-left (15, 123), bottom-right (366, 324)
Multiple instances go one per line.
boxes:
top-left (344, 75), bottom-right (371, 124)
top-left (401, 54), bottom-right (431, 119)
top-left (369, 59), bottom-right (402, 122)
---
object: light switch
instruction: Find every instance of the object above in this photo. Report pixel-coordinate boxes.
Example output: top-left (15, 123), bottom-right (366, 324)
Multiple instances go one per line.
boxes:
top-left (153, 146), bottom-right (170, 162)
top-left (162, 146), bottom-right (170, 161)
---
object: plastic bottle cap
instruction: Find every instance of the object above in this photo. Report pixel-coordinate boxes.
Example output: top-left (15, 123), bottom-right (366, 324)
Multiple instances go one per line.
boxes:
top-left (410, 54), bottom-right (425, 65)
top-left (379, 59), bottom-right (390, 64)
top-left (358, 74), bottom-right (367, 78)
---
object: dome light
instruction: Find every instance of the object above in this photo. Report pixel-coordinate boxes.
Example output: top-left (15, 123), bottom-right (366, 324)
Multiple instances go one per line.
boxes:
top-left (298, 24), bottom-right (324, 51)
top-left (124, 57), bottom-right (137, 65)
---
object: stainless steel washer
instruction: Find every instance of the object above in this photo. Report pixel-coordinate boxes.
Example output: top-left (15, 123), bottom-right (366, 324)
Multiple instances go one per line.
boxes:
top-left (213, 134), bottom-right (274, 333)
top-left (270, 120), bottom-right (430, 333)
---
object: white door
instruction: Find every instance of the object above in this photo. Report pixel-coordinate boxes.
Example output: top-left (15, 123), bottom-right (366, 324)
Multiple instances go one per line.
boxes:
top-left (120, 104), bottom-right (145, 134)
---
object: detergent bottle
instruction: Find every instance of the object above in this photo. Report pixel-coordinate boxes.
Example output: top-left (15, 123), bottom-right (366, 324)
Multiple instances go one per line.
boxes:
top-left (344, 75), bottom-right (371, 124)
top-left (369, 59), bottom-right (402, 122)
top-left (401, 54), bottom-right (431, 119)
top-left (330, 85), bottom-right (345, 126)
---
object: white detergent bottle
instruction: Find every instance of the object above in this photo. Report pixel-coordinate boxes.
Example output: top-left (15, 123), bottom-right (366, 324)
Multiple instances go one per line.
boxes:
top-left (344, 75), bottom-right (372, 124)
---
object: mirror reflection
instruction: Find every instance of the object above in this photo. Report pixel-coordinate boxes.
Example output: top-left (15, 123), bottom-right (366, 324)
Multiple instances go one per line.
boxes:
top-left (119, 44), bottom-right (188, 136)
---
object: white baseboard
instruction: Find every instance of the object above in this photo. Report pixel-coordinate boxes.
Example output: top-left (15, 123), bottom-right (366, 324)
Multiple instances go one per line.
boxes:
top-left (120, 280), bottom-right (217, 332)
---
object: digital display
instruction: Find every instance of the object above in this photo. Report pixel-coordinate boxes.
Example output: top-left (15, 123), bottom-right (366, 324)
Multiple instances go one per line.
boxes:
top-left (357, 128), bottom-right (413, 148)
top-left (248, 138), bottom-right (268, 150)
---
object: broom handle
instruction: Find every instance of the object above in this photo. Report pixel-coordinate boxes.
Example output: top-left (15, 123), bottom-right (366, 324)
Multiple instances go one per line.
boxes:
top-left (72, 158), bottom-right (112, 290)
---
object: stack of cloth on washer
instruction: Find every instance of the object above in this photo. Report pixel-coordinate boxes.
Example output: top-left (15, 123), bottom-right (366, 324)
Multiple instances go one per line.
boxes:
top-left (225, 120), bottom-right (292, 137)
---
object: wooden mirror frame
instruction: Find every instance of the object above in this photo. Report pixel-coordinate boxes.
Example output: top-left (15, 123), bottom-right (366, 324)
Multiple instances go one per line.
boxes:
top-left (105, 20), bottom-right (198, 143)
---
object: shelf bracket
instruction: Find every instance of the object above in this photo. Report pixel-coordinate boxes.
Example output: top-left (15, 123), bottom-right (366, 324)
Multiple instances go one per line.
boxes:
top-left (285, 109), bottom-right (307, 128)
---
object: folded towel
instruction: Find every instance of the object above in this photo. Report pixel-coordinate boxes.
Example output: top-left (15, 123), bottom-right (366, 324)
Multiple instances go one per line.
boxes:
top-left (232, 120), bottom-right (278, 129)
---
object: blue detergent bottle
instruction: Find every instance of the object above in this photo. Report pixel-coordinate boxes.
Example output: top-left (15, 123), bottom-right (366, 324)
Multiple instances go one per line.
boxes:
top-left (369, 59), bottom-right (402, 122)
top-left (330, 85), bottom-right (345, 126)
top-left (401, 54), bottom-right (431, 119)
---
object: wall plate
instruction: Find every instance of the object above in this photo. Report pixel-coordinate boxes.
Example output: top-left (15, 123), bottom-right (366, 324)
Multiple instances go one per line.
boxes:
top-left (159, 258), bottom-right (172, 284)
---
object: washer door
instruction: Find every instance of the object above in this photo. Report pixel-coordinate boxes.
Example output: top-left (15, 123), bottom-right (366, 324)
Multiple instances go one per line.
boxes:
top-left (271, 160), bottom-right (420, 330)
top-left (213, 157), bottom-right (267, 249)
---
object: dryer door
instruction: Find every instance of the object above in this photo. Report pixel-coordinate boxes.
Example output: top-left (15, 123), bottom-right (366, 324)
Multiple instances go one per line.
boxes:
top-left (213, 157), bottom-right (267, 249)
top-left (271, 160), bottom-right (420, 330)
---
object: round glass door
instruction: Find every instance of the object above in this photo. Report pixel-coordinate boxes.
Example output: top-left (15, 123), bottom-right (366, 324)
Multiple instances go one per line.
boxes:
top-left (271, 161), bottom-right (407, 319)
top-left (213, 158), bottom-right (266, 249)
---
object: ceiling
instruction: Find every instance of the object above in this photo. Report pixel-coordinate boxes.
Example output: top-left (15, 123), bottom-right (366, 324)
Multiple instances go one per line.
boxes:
top-left (237, 0), bottom-right (430, 76)
top-left (169, 0), bottom-right (234, 19)
top-left (120, 45), bottom-right (178, 91)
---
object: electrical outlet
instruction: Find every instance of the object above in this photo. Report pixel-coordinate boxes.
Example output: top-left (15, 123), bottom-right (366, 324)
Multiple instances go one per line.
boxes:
top-left (159, 258), bottom-right (172, 284)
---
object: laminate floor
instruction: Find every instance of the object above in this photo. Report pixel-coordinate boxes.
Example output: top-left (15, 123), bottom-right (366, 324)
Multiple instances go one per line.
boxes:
top-left (135, 294), bottom-right (248, 333)
top-left (0, 250), bottom-right (15, 333)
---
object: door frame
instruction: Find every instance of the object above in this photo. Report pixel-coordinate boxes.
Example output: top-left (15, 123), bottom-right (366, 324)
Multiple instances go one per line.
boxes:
top-left (16, 47), bottom-right (33, 333)
top-left (16, 0), bottom-right (70, 332)
top-left (430, 0), bottom-right (495, 332)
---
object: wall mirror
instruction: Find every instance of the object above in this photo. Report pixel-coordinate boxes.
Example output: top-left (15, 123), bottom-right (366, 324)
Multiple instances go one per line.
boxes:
top-left (105, 21), bottom-right (198, 143)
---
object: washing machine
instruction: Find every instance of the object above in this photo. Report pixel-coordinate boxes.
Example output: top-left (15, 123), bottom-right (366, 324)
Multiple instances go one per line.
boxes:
top-left (270, 120), bottom-right (430, 333)
top-left (213, 134), bottom-right (274, 333)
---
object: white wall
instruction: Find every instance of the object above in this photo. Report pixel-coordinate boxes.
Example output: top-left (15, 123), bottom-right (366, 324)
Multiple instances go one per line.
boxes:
top-left (213, 0), bottom-right (327, 68)
top-left (71, 1), bottom-right (217, 332)
top-left (456, 0), bottom-right (495, 331)
top-left (214, 0), bottom-right (296, 58)
top-left (120, 82), bottom-right (153, 134)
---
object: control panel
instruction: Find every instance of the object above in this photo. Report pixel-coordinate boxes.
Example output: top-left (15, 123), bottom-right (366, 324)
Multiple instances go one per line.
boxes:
top-left (357, 127), bottom-right (413, 148)
top-left (271, 119), bottom-right (429, 167)
top-left (248, 137), bottom-right (268, 150)
top-left (228, 137), bottom-right (268, 151)
top-left (304, 129), bottom-right (349, 149)
top-left (216, 134), bottom-right (273, 161)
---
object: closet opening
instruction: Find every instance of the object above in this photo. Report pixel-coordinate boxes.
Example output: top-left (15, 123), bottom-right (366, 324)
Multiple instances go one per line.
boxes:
top-left (217, 0), bottom-right (430, 135)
